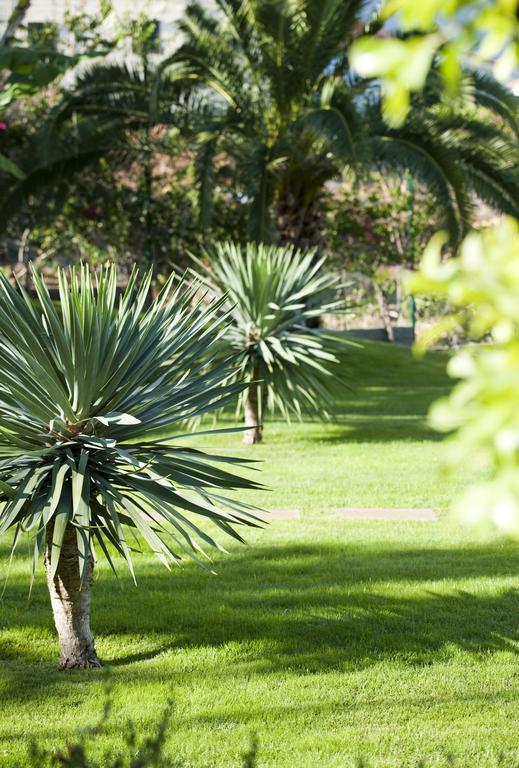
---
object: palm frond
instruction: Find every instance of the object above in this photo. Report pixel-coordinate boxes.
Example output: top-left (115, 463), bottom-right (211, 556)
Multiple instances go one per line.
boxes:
top-left (298, 78), bottom-right (368, 165)
top-left (469, 70), bottom-right (519, 136)
top-left (371, 129), bottom-right (472, 244)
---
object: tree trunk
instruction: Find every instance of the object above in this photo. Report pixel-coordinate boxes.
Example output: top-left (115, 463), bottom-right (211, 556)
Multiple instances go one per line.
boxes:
top-left (374, 281), bottom-right (395, 343)
top-left (275, 188), bottom-right (324, 328)
top-left (44, 522), bottom-right (101, 669)
top-left (275, 189), bottom-right (324, 253)
top-left (0, 0), bottom-right (31, 46)
top-left (243, 380), bottom-right (262, 446)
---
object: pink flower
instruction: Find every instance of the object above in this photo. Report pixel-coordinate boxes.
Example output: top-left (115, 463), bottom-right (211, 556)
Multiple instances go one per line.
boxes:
top-left (0, 123), bottom-right (7, 131)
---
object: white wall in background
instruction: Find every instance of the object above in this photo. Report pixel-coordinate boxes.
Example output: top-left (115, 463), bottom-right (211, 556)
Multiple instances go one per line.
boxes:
top-left (0, 0), bottom-right (211, 53)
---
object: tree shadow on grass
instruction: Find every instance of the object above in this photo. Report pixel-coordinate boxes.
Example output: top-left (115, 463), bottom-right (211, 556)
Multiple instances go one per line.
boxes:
top-left (217, 384), bottom-right (450, 441)
top-left (1, 540), bottom-right (519, 702)
top-left (331, 385), bottom-right (450, 420)
top-left (298, 418), bottom-right (443, 444)
top-left (261, 382), bottom-right (450, 444)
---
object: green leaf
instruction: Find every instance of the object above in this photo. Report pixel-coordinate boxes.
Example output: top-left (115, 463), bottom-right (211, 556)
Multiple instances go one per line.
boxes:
top-left (0, 153), bottom-right (26, 179)
top-left (0, 478), bottom-right (16, 498)
top-left (72, 450), bottom-right (91, 585)
top-left (50, 482), bottom-right (72, 580)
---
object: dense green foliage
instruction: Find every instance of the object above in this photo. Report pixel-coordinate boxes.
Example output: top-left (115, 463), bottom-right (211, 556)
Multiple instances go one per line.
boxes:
top-left (0, 265), bottom-right (262, 579)
top-left (409, 217), bottom-right (519, 535)
top-left (0, 10), bottom-right (249, 271)
top-left (351, 0), bottom-right (519, 126)
top-left (3, 343), bottom-right (519, 766)
top-left (171, 0), bottom-right (519, 247)
top-left (323, 174), bottom-right (439, 274)
top-left (27, 160), bottom-right (236, 273)
top-left (192, 242), bottom-right (351, 425)
top-left (1, 0), bottom-right (518, 260)
top-left (0, 46), bottom-right (92, 178)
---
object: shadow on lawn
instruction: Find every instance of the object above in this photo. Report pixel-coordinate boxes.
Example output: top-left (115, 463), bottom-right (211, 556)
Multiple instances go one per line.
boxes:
top-left (302, 378), bottom-right (451, 442)
top-left (303, 417), bottom-right (443, 444)
top-left (2, 540), bottom-right (519, 697)
top-left (332, 385), bottom-right (450, 420)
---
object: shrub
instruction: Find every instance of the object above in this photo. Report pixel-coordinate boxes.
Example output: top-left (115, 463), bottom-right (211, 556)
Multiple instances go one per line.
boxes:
top-left (408, 217), bottom-right (519, 535)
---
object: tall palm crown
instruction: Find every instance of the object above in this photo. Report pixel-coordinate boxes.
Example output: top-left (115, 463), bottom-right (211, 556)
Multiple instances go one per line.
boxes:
top-left (174, 0), bottom-right (519, 247)
top-left (1, 0), bottom-right (516, 250)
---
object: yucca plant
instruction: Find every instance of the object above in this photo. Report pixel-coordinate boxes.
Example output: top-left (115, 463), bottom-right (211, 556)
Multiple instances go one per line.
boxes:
top-left (191, 242), bottom-right (353, 445)
top-left (0, 265), bottom-right (263, 668)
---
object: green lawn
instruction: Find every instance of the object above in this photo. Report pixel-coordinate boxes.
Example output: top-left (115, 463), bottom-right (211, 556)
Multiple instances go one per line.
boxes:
top-left (1, 341), bottom-right (519, 767)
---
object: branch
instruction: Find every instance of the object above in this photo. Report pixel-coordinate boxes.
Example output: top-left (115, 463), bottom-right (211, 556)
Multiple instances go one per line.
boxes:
top-left (0, 0), bottom-right (31, 46)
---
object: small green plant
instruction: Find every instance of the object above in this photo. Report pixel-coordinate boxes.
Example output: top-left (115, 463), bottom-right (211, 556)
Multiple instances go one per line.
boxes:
top-left (0, 265), bottom-right (263, 668)
top-left (408, 217), bottom-right (519, 535)
top-left (191, 241), bottom-right (354, 445)
top-left (22, 690), bottom-right (258, 767)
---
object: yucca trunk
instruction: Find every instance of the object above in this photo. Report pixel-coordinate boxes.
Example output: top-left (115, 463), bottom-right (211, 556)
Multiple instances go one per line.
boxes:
top-left (373, 282), bottom-right (395, 343)
top-left (44, 523), bottom-right (100, 669)
top-left (243, 376), bottom-right (262, 446)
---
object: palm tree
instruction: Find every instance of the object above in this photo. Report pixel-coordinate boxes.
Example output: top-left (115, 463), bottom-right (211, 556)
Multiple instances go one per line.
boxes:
top-left (4, 2), bottom-right (516, 254)
top-left (0, 265), bottom-right (262, 667)
top-left (2, 1), bottom-right (517, 257)
top-left (191, 241), bottom-right (353, 445)
top-left (170, 0), bottom-right (519, 248)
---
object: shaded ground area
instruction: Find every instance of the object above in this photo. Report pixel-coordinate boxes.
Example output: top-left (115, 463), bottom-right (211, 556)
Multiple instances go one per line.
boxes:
top-left (1, 342), bottom-right (518, 767)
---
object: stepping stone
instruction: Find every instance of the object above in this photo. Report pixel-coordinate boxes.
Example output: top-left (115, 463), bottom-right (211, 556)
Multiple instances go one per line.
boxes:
top-left (257, 509), bottom-right (301, 520)
top-left (336, 507), bottom-right (437, 522)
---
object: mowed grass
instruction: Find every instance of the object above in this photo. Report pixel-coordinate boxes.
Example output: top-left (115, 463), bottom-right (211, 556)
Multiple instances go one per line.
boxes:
top-left (1, 341), bottom-right (519, 767)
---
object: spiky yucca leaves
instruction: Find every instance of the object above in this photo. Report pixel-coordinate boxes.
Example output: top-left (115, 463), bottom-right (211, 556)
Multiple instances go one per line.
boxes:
top-left (0, 265), bottom-right (262, 667)
top-left (192, 242), bottom-right (353, 445)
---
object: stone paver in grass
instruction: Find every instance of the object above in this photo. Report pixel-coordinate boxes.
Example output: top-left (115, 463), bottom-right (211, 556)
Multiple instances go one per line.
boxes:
top-left (336, 507), bottom-right (437, 521)
top-left (258, 509), bottom-right (301, 520)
